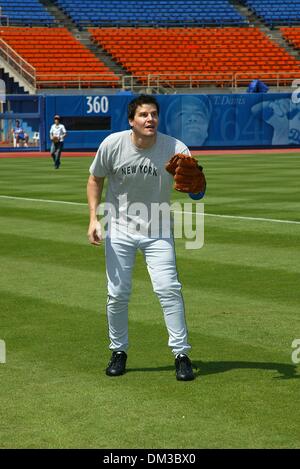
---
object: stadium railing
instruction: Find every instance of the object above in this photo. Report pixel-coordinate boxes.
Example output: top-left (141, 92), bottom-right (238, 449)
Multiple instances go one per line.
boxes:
top-left (234, 70), bottom-right (300, 88)
top-left (122, 72), bottom-right (235, 92)
top-left (0, 38), bottom-right (36, 91)
top-left (36, 73), bottom-right (122, 89)
top-left (120, 71), bottom-right (300, 92)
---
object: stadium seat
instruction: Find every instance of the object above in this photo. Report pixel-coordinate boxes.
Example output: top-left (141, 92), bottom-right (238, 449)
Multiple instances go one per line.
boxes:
top-left (0, 27), bottom-right (119, 89)
top-left (53, 0), bottom-right (247, 28)
top-left (0, 0), bottom-right (55, 26)
top-left (89, 27), bottom-right (300, 87)
top-left (281, 26), bottom-right (300, 49)
top-left (244, 0), bottom-right (300, 27)
top-left (32, 131), bottom-right (40, 145)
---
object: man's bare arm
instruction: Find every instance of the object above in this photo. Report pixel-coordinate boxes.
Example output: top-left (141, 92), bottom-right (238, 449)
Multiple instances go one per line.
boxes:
top-left (87, 175), bottom-right (105, 245)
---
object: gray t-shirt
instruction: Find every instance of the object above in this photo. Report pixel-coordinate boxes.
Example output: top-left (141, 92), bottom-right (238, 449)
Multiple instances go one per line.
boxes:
top-left (89, 130), bottom-right (190, 235)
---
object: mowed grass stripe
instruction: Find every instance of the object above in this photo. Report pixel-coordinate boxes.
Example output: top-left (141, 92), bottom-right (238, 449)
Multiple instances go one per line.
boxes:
top-left (1, 256), bottom-right (299, 355)
top-left (1, 152), bottom-right (300, 219)
top-left (0, 216), bottom-right (299, 309)
top-left (196, 153), bottom-right (300, 220)
top-left (0, 157), bottom-right (92, 202)
top-left (1, 228), bottom-right (299, 276)
top-left (2, 195), bottom-right (300, 226)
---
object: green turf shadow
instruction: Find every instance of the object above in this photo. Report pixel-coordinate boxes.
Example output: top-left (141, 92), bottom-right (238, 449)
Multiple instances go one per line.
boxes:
top-left (193, 360), bottom-right (299, 380)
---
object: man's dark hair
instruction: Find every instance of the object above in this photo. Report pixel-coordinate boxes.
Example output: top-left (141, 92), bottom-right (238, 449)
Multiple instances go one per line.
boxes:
top-left (128, 94), bottom-right (160, 121)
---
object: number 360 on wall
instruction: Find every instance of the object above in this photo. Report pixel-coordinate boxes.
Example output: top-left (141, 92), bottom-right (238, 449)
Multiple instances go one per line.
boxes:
top-left (86, 96), bottom-right (109, 114)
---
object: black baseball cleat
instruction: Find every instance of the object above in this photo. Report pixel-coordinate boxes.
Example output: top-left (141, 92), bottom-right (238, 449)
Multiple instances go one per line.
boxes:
top-left (106, 351), bottom-right (127, 376)
top-left (175, 354), bottom-right (195, 381)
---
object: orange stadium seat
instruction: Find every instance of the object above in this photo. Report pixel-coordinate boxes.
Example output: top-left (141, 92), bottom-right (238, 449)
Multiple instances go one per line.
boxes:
top-left (89, 26), bottom-right (300, 87)
top-left (0, 26), bottom-right (120, 88)
top-left (281, 27), bottom-right (300, 50)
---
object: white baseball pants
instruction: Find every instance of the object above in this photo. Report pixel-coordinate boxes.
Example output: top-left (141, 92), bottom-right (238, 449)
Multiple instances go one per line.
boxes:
top-left (105, 231), bottom-right (191, 356)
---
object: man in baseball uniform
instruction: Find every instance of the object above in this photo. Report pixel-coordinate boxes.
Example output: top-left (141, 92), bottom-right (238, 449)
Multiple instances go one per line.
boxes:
top-left (87, 95), bottom-right (195, 381)
top-left (49, 115), bottom-right (67, 169)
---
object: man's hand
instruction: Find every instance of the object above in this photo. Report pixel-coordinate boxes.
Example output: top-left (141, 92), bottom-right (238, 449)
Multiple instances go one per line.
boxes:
top-left (87, 175), bottom-right (105, 246)
top-left (87, 219), bottom-right (102, 246)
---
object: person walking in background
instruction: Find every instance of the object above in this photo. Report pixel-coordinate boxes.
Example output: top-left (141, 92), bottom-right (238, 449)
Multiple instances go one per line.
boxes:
top-left (49, 115), bottom-right (67, 169)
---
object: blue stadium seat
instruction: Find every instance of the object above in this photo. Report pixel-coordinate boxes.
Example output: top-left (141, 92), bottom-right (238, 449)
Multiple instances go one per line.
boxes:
top-left (244, 0), bottom-right (300, 27)
top-left (53, 0), bottom-right (247, 28)
top-left (0, 0), bottom-right (55, 26)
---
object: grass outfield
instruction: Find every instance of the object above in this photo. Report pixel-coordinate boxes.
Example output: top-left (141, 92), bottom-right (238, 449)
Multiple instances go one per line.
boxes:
top-left (0, 152), bottom-right (300, 449)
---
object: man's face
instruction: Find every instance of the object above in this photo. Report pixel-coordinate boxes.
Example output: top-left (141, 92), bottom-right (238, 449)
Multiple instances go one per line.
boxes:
top-left (54, 118), bottom-right (59, 125)
top-left (129, 104), bottom-right (159, 138)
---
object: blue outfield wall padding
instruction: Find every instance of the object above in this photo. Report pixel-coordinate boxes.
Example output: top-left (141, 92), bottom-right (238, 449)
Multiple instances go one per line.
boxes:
top-left (45, 94), bottom-right (132, 150)
top-left (0, 93), bottom-right (298, 152)
top-left (30, 92), bottom-right (300, 151)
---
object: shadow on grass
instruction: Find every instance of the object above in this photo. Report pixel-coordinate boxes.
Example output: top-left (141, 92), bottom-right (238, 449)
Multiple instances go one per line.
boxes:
top-left (126, 361), bottom-right (300, 380)
top-left (193, 360), bottom-right (300, 380)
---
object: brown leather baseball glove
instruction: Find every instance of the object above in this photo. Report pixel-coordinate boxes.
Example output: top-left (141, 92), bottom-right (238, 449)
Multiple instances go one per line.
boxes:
top-left (52, 136), bottom-right (60, 143)
top-left (165, 153), bottom-right (206, 195)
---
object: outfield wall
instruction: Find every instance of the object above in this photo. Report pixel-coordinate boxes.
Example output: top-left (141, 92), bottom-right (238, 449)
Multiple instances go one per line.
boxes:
top-left (1, 93), bottom-right (300, 151)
